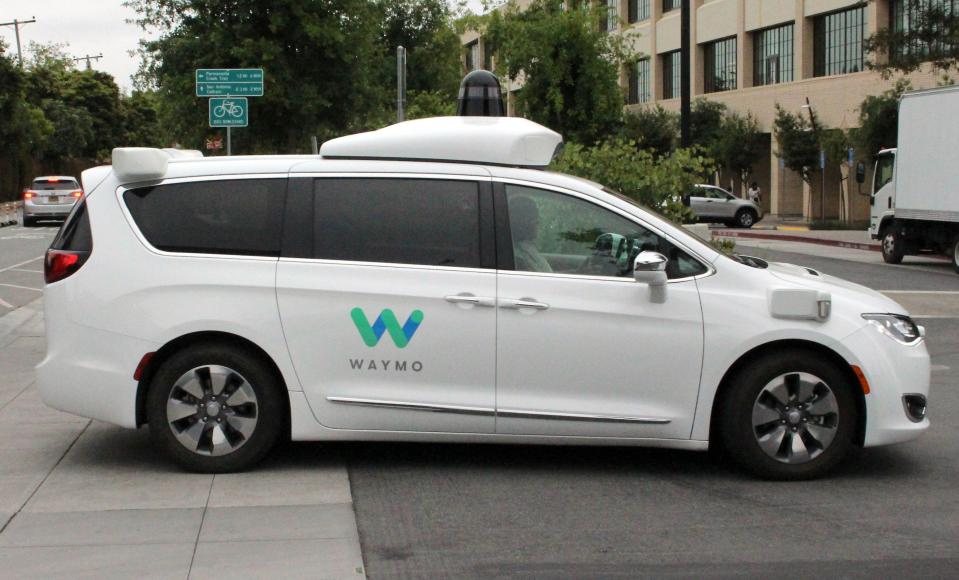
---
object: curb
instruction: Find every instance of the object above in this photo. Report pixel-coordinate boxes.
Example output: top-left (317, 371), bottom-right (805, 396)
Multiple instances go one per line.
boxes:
top-left (712, 229), bottom-right (880, 252)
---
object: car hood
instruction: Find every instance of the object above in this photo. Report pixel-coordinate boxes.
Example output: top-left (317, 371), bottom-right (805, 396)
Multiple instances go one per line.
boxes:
top-left (765, 261), bottom-right (908, 316)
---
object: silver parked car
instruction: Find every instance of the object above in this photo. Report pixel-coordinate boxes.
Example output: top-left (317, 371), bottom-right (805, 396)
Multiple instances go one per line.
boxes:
top-left (22, 176), bottom-right (83, 227)
top-left (688, 184), bottom-right (763, 228)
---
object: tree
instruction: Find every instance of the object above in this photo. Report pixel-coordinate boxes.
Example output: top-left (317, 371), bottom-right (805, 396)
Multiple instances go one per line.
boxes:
top-left (127, 0), bottom-right (385, 152)
top-left (773, 104), bottom-right (820, 183)
top-left (851, 79), bottom-right (911, 157)
top-left (551, 139), bottom-right (712, 223)
top-left (483, 0), bottom-right (635, 144)
top-left (620, 105), bottom-right (678, 158)
top-left (865, 0), bottom-right (959, 78)
top-left (121, 91), bottom-right (165, 148)
top-left (715, 111), bottom-right (765, 193)
top-left (689, 98), bottom-right (726, 159)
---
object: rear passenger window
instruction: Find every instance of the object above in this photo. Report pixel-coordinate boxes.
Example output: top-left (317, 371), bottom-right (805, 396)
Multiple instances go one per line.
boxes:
top-left (313, 178), bottom-right (480, 268)
top-left (123, 179), bottom-right (286, 256)
top-left (50, 199), bottom-right (92, 252)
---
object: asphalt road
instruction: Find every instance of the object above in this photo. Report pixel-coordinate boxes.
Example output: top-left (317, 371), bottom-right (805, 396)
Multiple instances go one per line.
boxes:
top-left (347, 245), bottom-right (959, 580)
top-left (0, 221), bottom-right (57, 312)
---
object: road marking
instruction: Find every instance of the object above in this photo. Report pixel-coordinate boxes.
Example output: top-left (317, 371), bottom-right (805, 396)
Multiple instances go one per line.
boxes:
top-left (0, 297), bottom-right (13, 309)
top-left (0, 256), bottom-right (43, 274)
top-left (0, 283), bottom-right (42, 292)
top-left (932, 365), bottom-right (951, 372)
top-left (9, 268), bottom-right (43, 274)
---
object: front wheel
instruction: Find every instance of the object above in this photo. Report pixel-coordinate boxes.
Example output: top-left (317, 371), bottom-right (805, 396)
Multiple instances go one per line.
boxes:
top-left (718, 351), bottom-right (858, 480)
top-left (951, 235), bottom-right (959, 274)
top-left (881, 227), bottom-right (904, 264)
top-left (147, 343), bottom-right (284, 472)
top-left (735, 209), bottom-right (756, 229)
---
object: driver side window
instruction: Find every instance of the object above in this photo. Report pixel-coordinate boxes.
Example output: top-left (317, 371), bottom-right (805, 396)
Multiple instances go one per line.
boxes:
top-left (505, 185), bottom-right (707, 279)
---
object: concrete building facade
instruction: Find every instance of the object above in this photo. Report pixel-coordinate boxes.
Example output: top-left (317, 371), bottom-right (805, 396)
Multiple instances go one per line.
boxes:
top-left (462, 0), bottom-right (954, 222)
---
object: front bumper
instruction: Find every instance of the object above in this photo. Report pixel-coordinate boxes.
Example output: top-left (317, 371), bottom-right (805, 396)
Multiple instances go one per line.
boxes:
top-left (842, 324), bottom-right (931, 446)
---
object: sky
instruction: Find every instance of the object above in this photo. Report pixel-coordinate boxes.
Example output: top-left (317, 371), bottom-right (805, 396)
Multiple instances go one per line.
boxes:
top-left (0, 1), bottom-right (488, 92)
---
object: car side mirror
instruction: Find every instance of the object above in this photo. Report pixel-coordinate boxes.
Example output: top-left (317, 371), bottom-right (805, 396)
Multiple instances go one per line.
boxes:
top-left (634, 251), bottom-right (668, 303)
top-left (855, 161), bottom-right (866, 184)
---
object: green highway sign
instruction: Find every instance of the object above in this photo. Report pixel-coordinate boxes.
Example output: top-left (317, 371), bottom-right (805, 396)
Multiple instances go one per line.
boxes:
top-left (209, 97), bottom-right (248, 127)
top-left (196, 69), bottom-right (264, 97)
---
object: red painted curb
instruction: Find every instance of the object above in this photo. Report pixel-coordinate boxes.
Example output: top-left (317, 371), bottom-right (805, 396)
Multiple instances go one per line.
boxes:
top-left (713, 229), bottom-right (951, 261)
top-left (712, 229), bottom-right (880, 251)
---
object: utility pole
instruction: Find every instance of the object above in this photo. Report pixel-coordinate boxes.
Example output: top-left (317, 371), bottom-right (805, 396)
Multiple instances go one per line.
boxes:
top-left (680, 0), bottom-right (691, 148)
top-left (397, 46), bottom-right (407, 123)
top-left (0, 17), bottom-right (37, 68)
top-left (71, 53), bottom-right (103, 70)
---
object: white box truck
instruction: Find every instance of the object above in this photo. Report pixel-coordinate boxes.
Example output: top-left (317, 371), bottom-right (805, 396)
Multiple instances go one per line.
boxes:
top-left (863, 85), bottom-right (959, 273)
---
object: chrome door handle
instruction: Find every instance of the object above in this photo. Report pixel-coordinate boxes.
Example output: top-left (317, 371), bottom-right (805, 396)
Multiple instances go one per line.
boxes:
top-left (500, 298), bottom-right (550, 310)
top-left (445, 294), bottom-right (495, 307)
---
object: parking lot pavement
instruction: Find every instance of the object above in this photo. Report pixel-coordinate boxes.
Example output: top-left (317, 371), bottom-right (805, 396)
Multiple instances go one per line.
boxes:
top-left (0, 221), bottom-right (57, 313)
top-left (0, 301), bottom-right (366, 580)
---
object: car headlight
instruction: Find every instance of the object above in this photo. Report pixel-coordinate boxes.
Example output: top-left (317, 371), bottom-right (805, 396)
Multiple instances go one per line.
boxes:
top-left (862, 314), bottom-right (923, 345)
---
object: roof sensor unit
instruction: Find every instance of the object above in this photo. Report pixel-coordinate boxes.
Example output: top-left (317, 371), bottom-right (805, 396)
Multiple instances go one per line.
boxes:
top-left (457, 70), bottom-right (505, 117)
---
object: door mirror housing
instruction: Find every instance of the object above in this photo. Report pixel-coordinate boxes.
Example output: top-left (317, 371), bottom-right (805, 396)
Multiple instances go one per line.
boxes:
top-left (634, 252), bottom-right (668, 303)
top-left (855, 161), bottom-right (866, 184)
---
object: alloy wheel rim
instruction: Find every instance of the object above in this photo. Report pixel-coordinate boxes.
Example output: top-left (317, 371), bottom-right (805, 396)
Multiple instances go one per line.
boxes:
top-left (751, 372), bottom-right (839, 464)
top-left (166, 365), bottom-right (259, 456)
top-left (741, 212), bottom-right (753, 226)
top-left (954, 240), bottom-right (959, 267)
top-left (883, 233), bottom-right (895, 255)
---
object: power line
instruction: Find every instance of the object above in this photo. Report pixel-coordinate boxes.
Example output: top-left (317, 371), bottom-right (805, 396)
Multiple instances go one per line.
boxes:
top-left (0, 17), bottom-right (37, 68)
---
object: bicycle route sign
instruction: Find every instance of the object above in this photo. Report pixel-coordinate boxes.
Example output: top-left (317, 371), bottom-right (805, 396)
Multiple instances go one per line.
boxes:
top-left (209, 97), bottom-right (248, 128)
top-left (195, 69), bottom-right (264, 97)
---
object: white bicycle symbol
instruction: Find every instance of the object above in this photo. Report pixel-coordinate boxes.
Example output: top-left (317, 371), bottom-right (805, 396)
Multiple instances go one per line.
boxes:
top-left (213, 100), bottom-right (244, 119)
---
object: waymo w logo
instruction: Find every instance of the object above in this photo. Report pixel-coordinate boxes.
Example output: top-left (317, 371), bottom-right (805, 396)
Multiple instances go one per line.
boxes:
top-left (350, 308), bottom-right (424, 349)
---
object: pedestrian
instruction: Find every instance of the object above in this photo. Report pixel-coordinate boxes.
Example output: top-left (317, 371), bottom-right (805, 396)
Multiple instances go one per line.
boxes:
top-left (747, 181), bottom-right (761, 205)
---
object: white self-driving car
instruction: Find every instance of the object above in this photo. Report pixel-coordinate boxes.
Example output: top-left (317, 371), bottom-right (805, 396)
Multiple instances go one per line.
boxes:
top-left (37, 117), bottom-right (929, 480)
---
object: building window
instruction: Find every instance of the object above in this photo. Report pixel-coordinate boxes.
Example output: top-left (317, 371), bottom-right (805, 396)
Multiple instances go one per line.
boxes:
top-left (628, 59), bottom-right (651, 104)
top-left (754, 23), bottom-right (794, 86)
top-left (890, 0), bottom-right (957, 62)
top-left (628, 0), bottom-right (651, 22)
top-left (704, 36), bottom-right (737, 93)
top-left (602, 0), bottom-right (618, 32)
top-left (813, 6), bottom-right (867, 77)
top-left (465, 41), bottom-right (480, 71)
top-left (662, 50), bottom-right (682, 99)
top-left (663, 0), bottom-right (681, 12)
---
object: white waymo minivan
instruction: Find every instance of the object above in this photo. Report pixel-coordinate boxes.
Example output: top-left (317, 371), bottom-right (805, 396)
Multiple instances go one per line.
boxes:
top-left (38, 116), bottom-right (929, 480)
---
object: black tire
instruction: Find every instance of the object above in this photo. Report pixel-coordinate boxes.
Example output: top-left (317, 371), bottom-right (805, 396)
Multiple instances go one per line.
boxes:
top-left (147, 342), bottom-right (284, 473)
top-left (951, 234), bottom-right (959, 275)
top-left (22, 216), bottom-right (36, 228)
top-left (717, 350), bottom-right (859, 480)
top-left (881, 226), bottom-right (904, 264)
top-left (734, 209), bottom-right (757, 229)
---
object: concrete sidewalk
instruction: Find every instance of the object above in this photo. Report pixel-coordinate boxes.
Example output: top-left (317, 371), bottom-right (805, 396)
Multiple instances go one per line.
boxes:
top-left (0, 299), bottom-right (366, 580)
top-left (712, 227), bottom-right (882, 252)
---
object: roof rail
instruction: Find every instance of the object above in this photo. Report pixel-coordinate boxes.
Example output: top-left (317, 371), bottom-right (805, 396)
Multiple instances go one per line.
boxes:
top-left (111, 147), bottom-right (202, 182)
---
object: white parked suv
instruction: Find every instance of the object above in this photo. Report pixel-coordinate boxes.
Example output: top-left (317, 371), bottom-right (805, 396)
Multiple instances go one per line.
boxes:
top-left (38, 117), bottom-right (929, 479)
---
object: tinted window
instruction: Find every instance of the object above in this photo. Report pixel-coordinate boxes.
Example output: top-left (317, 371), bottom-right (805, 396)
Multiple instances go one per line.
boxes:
top-left (50, 199), bottom-right (92, 252)
top-left (505, 185), bottom-right (708, 280)
top-left (32, 179), bottom-right (79, 191)
top-left (313, 178), bottom-right (480, 268)
top-left (123, 179), bottom-right (285, 256)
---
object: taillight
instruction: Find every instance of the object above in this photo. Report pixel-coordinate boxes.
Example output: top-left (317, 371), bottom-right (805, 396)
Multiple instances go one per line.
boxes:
top-left (71, 190), bottom-right (83, 198)
top-left (23, 191), bottom-right (34, 200)
top-left (44, 250), bottom-right (88, 284)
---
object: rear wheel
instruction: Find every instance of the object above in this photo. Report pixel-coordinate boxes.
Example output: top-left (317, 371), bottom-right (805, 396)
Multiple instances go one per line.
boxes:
top-left (735, 209), bottom-right (756, 229)
top-left (718, 351), bottom-right (858, 480)
top-left (22, 216), bottom-right (36, 228)
top-left (147, 343), bottom-right (284, 472)
top-left (881, 226), bottom-right (904, 264)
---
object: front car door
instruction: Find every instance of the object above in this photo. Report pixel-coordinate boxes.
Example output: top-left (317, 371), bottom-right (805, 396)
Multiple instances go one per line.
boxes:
top-left (276, 174), bottom-right (497, 434)
top-left (495, 181), bottom-right (707, 440)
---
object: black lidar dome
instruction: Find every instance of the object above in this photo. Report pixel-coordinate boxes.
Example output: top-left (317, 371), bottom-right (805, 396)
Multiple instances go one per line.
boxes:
top-left (457, 70), bottom-right (505, 117)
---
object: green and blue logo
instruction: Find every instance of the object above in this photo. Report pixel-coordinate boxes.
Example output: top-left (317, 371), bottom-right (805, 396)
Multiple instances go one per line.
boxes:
top-left (351, 308), bottom-right (424, 349)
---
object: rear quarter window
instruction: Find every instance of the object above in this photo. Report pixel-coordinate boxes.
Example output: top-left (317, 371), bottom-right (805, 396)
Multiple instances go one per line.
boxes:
top-left (123, 178), bottom-right (286, 257)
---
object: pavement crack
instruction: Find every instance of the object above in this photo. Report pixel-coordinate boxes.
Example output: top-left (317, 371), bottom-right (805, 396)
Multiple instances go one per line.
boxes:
top-left (187, 473), bottom-right (216, 579)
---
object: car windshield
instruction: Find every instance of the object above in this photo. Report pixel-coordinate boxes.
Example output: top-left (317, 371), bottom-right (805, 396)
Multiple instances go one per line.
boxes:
top-left (32, 179), bottom-right (78, 191)
top-left (601, 188), bottom-right (717, 257)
